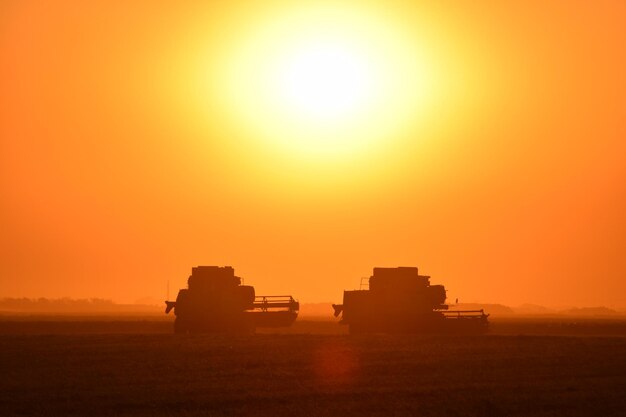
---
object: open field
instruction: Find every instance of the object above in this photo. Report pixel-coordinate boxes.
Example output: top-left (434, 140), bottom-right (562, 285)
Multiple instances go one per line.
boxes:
top-left (0, 317), bottom-right (625, 416)
top-left (2, 314), bottom-right (626, 336)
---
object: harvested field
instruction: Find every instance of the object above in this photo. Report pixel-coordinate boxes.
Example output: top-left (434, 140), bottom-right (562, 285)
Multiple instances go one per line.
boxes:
top-left (0, 317), bottom-right (625, 416)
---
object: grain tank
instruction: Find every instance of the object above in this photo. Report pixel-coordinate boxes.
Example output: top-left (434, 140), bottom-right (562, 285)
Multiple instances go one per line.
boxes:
top-left (332, 267), bottom-right (488, 334)
top-left (165, 266), bottom-right (299, 334)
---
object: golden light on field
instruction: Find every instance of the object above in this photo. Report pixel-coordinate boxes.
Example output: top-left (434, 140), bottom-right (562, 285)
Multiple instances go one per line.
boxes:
top-left (215, 4), bottom-right (434, 159)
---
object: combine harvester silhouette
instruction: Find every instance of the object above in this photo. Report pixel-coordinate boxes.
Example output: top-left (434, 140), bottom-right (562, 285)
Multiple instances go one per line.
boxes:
top-left (165, 266), bottom-right (299, 334)
top-left (333, 267), bottom-right (489, 334)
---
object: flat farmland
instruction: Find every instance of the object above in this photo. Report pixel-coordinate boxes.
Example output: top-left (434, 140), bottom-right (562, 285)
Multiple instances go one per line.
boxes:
top-left (0, 318), bottom-right (625, 416)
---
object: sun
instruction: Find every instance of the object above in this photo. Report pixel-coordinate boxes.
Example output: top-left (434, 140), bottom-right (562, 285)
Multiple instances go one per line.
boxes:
top-left (215, 4), bottom-right (435, 160)
top-left (276, 39), bottom-right (375, 123)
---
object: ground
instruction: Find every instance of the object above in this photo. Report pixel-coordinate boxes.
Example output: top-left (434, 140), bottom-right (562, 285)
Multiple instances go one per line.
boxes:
top-left (0, 318), bottom-right (625, 416)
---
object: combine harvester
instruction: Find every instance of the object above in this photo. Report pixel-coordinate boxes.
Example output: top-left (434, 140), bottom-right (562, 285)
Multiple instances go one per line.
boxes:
top-left (165, 266), bottom-right (299, 334)
top-left (332, 267), bottom-right (489, 334)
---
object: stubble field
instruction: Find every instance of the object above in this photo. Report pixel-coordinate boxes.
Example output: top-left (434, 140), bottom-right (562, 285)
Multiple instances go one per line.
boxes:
top-left (0, 317), bottom-right (625, 417)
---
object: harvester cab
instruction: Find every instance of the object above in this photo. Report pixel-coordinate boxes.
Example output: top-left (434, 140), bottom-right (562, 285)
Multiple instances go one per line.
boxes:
top-left (332, 267), bottom-right (489, 334)
top-left (165, 266), bottom-right (299, 334)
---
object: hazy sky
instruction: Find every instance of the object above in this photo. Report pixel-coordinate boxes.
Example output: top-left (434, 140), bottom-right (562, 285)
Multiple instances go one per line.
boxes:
top-left (1, 1), bottom-right (625, 307)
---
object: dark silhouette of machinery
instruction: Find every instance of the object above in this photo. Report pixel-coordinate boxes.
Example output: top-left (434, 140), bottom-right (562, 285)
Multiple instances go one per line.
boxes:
top-left (332, 267), bottom-right (489, 334)
top-left (165, 266), bottom-right (299, 334)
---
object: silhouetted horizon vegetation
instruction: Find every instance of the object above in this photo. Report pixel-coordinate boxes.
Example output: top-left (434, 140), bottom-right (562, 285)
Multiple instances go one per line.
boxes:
top-left (0, 297), bottom-right (161, 313)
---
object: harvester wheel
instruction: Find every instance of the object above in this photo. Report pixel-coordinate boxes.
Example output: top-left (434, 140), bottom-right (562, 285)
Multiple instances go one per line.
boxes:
top-left (349, 324), bottom-right (364, 335)
top-left (174, 318), bottom-right (189, 334)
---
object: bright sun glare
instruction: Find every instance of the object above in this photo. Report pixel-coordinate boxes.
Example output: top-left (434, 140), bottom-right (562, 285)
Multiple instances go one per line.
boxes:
top-left (216, 4), bottom-right (434, 159)
top-left (277, 40), bottom-right (374, 122)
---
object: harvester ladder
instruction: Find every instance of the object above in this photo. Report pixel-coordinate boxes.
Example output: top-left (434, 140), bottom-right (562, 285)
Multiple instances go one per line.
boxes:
top-left (359, 277), bottom-right (370, 290)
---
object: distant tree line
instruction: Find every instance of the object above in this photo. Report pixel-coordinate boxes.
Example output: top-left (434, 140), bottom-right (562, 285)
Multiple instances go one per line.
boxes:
top-left (0, 297), bottom-right (117, 312)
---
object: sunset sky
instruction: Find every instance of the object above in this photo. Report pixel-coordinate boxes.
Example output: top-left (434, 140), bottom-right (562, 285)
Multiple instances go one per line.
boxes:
top-left (1, 1), bottom-right (625, 308)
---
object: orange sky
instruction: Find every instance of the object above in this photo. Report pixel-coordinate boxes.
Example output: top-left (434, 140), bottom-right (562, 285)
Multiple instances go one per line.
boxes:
top-left (1, 1), bottom-right (625, 308)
